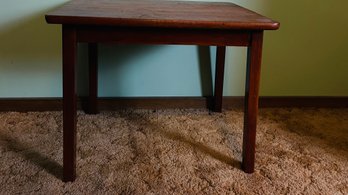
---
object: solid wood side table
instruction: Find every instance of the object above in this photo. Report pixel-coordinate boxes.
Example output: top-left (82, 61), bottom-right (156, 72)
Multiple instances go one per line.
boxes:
top-left (46, 0), bottom-right (279, 182)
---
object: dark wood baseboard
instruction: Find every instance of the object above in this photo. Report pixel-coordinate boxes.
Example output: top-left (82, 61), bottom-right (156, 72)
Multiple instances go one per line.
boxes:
top-left (0, 96), bottom-right (347, 112)
top-left (258, 97), bottom-right (348, 108)
top-left (0, 98), bottom-right (63, 112)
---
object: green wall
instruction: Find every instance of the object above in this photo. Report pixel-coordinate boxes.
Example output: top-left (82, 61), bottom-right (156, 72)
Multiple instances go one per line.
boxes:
top-left (0, 0), bottom-right (347, 98)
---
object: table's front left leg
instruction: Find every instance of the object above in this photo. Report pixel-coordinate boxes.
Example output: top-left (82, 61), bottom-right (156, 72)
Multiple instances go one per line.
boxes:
top-left (242, 31), bottom-right (263, 173)
top-left (62, 25), bottom-right (77, 182)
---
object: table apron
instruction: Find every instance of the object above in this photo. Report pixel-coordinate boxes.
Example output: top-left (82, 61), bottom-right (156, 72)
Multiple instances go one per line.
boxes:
top-left (75, 26), bottom-right (252, 46)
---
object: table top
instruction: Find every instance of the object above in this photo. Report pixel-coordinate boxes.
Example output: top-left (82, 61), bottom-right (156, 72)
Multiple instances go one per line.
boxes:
top-left (46, 0), bottom-right (279, 30)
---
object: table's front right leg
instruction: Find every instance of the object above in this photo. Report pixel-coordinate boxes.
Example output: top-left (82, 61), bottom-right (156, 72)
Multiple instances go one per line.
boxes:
top-left (242, 31), bottom-right (264, 174)
top-left (62, 25), bottom-right (77, 182)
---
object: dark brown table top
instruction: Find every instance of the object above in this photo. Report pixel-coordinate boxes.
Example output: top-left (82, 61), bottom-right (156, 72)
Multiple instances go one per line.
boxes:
top-left (46, 0), bottom-right (279, 30)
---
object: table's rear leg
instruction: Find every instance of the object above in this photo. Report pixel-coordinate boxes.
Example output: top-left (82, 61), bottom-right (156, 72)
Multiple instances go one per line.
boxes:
top-left (213, 46), bottom-right (226, 112)
top-left (62, 25), bottom-right (77, 182)
top-left (86, 43), bottom-right (98, 114)
top-left (242, 31), bottom-right (263, 173)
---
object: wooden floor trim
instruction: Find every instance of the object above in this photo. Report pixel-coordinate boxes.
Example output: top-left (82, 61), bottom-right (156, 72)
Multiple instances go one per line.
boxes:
top-left (0, 96), bottom-right (347, 112)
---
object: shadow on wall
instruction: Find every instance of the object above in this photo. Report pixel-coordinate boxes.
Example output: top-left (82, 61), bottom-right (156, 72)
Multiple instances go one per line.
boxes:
top-left (0, 5), bottom-right (64, 97)
top-left (76, 44), bottom-right (165, 96)
top-left (259, 0), bottom-right (348, 96)
top-left (0, 9), bottom-right (61, 73)
top-left (0, 4), bottom-right (215, 97)
top-left (94, 44), bottom-right (214, 97)
top-left (198, 46), bottom-right (213, 97)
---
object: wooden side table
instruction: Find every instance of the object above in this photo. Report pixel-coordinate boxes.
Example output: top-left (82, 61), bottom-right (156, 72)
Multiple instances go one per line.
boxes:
top-left (46, 0), bottom-right (279, 182)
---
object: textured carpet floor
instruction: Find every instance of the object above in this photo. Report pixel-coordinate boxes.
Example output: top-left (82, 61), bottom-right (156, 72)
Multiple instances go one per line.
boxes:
top-left (0, 108), bottom-right (347, 194)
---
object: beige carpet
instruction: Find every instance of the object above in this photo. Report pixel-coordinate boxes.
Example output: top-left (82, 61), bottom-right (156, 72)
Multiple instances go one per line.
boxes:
top-left (0, 108), bottom-right (347, 194)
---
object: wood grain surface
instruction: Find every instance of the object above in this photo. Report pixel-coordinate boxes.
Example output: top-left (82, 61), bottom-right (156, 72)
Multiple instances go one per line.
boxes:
top-left (46, 0), bottom-right (279, 30)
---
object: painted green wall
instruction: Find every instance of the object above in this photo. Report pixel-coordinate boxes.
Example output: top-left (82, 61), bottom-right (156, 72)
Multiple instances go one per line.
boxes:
top-left (0, 0), bottom-right (347, 98)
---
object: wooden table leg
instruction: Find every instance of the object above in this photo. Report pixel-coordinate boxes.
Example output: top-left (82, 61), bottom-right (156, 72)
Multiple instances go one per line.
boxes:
top-left (62, 25), bottom-right (77, 182)
top-left (87, 43), bottom-right (98, 114)
top-left (213, 46), bottom-right (226, 112)
top-left (242, 31), bottom-right (263, 173)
